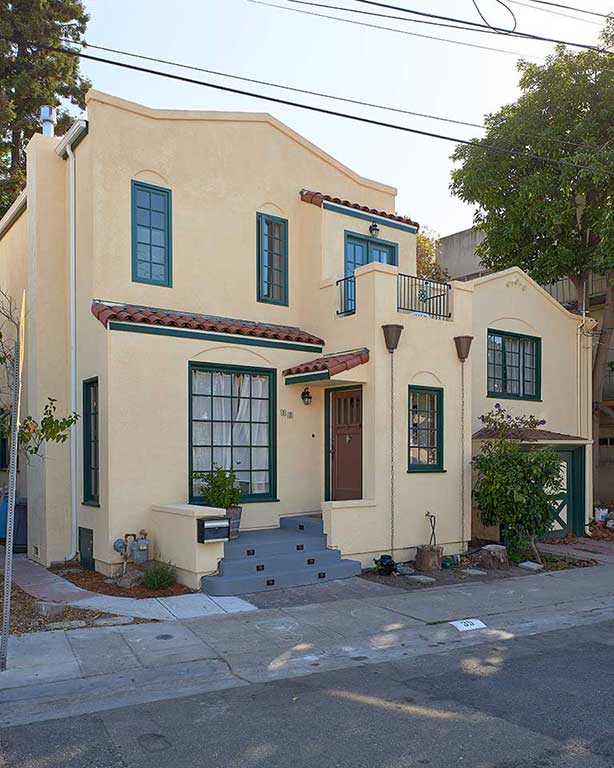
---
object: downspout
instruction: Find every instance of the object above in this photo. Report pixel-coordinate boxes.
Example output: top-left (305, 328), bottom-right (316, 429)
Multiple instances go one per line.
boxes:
top-left (66, 142), bottom-right (77, 561)
top-left (54, 117), bottom-right (88, 561)
top-left (454, 336), bottom-right (473, 549)
top-left (382, 324), bottom-right (404, 555)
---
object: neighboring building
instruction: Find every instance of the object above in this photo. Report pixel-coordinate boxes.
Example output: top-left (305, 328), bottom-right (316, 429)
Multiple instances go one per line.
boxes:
top-left (439, 227), bottom-right (485, 280)
top-left (0, 91), bottom-right (594, 593)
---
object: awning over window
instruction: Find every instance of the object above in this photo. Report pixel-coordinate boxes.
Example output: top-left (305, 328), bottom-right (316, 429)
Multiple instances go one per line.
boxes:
top-left (473, 427), bottom-right (590, 444)
top-left (283, 348), bottom-right (369, 385)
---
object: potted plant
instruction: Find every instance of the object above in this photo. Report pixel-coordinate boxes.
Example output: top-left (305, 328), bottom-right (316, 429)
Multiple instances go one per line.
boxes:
top-left (195, 466), bottom-right (243, 540)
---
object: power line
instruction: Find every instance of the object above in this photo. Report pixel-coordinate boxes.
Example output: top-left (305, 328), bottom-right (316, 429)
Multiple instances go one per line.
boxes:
top-left (347, 0), bottom-right (609, 49)
top-left (521, 0), bottom-right (611, 19)
top-left (508, 0), bottom-right (604, 25)
top-left (251, 0), bottom-right (545, 58)
top-left (4, 35), bottom-right (614, 178)
top-left (472, 0), bottom-right (518, 33)
top-left (75, 38), bottom-right (610, 154)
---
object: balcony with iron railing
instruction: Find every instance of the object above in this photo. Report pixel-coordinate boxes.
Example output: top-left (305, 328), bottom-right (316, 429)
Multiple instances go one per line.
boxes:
top-left (543, 273), bottom-right (608, 309)
top-left (336, 273), bottom-right (451, 320)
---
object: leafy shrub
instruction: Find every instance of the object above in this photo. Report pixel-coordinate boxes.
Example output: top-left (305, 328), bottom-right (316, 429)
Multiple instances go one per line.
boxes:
top-left (194, 465), bottom-right (241, 508)
top-left (473, 405), bottom-right (563, 563)
top-left (142, 560), bottom-right (176, 590)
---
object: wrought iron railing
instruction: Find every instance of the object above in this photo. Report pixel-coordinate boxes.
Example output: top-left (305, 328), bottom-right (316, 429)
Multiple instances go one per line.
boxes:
top-left (543, 273), bottom-right (608, 308)
top-left (336, 275), bottom-right (356, 316)
top-left (397, 274), bottom-right (451, 319)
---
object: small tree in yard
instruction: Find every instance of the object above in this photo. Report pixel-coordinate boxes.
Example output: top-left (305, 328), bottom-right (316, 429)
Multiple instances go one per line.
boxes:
top-left (473, 405), bottom-right (563, 563)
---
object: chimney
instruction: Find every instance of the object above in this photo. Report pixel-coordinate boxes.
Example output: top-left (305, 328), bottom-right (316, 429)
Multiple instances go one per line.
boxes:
top-left (40, 106), bottom-right (57, 137)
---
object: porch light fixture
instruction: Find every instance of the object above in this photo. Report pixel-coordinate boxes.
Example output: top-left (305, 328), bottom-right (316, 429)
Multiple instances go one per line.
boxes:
top-left (369, 221), bottom-right (380, 238)
top-left (301, 387), bottom-right (313, 406)
top-left (382, 324), bottom-right (404, 353)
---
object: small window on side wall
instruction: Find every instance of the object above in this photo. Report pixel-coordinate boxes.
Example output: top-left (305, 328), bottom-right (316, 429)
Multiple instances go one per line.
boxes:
top-left (487, 330), bottom-right (541, 400)
top-left (131, 180), bottom-right (172, 287)
top-left (83, 378), bottom-right (99, 505)
top-left (257, 212), bottom-right (288, 306)
top-left (408, 386), bottom-right (444, 472)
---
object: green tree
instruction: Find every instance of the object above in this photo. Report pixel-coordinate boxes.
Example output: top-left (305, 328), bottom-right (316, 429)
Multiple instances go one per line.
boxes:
top-left (0, 0), bottom-right (89, 217)
top-left (451, 20), bottom-right (614, 488)
top-left (416, 228), bottom-right (449, 282)
top-left (473, 406), bottom-right (563, 563)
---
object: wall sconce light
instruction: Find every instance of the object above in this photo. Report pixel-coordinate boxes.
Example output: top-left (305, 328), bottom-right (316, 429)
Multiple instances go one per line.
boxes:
top-left (301, 387), bottom-right (313, 406)
top-left (369, 221), bottom-right (380, 238)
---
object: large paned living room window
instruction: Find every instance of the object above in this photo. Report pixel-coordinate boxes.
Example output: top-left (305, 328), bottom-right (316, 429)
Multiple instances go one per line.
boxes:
top-left (189, 363), bottom-right (277, 503)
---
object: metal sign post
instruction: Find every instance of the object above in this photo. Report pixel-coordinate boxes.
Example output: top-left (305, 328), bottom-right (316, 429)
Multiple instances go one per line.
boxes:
top-left (0, 295), bottom-right (25, 672)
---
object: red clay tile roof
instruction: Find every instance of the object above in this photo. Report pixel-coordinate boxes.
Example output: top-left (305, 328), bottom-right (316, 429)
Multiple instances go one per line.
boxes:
top-left (300, 189), bottom-right (419, 229)
top-left (91, 301), bottom-right (325, 346)
top-left (473, 427), bottom-right (588, 442)
top-left (284, 348), bottom-right (369, 378)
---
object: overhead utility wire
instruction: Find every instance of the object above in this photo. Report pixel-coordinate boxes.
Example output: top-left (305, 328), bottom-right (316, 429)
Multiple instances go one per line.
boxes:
top-left (73, 38), bottom-right (610, 154)
top-left (251, 0), bottom-right (545, 57)
top-left (5, 35), bottom-right (614, 178)
top-left (344, 0), bottom-right (611, 49)
top-left (472, 0), bottom-right (518, 32)
top-left (521, 0), bottom-right (610, 18)
top-left (508, 0), bottom-right (604, 25)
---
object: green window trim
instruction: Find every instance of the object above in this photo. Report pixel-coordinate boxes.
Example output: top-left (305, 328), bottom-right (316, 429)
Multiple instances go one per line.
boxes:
top-left (487, 329), bottom-right (542, 401)
top-left (82, 377), bottom-right (99, 504)
top-left (257, 212), bottom-right (288, 306)
top-left (408, 385), bottom-right (444, 473)
top-left (189, 362), bottom-right (277, 504)
top-left (131, 180), bottom-right (172, 287)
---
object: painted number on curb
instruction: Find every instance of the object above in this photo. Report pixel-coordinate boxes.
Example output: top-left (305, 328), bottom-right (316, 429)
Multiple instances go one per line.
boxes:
top-left (449, 618), bottom-right (487, 632)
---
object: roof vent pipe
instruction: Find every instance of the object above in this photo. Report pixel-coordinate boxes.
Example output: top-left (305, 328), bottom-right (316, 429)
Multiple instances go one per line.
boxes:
top-left (40, 106), bottom-right (57, 137)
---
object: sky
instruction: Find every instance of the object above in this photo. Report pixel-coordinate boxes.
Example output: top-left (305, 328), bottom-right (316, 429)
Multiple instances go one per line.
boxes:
top-left (79, 0), bottom-right (611, 236)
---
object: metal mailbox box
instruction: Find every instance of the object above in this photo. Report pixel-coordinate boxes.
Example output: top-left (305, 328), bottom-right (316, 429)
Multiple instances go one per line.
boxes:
top-left (197, 516), bottom-right (230, 543)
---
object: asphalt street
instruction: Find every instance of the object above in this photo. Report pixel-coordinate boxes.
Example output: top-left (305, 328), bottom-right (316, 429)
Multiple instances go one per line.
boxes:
top-left (3, 618), bottom-right (614, 768)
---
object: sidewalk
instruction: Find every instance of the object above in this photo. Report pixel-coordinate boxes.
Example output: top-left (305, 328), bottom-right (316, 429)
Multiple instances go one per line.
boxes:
top-left (6, 553), bottom-right (257, 620)
top-left (2, 539), bottom-right (614, 727)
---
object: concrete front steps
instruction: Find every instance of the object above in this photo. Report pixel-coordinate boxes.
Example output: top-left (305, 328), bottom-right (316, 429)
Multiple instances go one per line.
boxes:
top-left (201, 515), bottom-right (362, 596)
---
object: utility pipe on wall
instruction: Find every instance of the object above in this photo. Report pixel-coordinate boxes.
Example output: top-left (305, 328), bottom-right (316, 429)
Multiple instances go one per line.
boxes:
top-left (66, 141), bottom-right (77, 562)
top-left (55, 118), bottom-right (87, 562)
top-left (454, 335), bottom-right (473, 549)
top-left (382, 324), bottom-right (404, 555)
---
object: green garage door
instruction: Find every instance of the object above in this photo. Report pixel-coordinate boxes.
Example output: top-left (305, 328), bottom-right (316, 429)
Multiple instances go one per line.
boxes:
top-left (543, 446), bottom-right (586, 539)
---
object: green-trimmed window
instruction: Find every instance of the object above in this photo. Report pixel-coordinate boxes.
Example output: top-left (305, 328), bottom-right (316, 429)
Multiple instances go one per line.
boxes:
top-left (487, 330), bottom-right (541, 400)
top-left (408, 386), bottom-right (444, 472)
top-left (257, 213), bottom-right (288, 305)
top-left (131, 180), bottom-right (172, 286)
top-left (189, 363), bottom-right (277, 503)
top-left (83, 378), bottom-right (99, 504)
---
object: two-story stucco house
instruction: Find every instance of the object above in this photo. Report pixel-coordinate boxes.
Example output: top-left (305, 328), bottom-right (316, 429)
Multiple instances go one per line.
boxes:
top-left (0, 91), bottom-right (594, 593)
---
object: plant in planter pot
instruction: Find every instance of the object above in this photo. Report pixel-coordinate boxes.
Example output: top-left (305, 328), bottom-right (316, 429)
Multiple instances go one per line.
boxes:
top-left (195, 465), bottom-right (243, 540)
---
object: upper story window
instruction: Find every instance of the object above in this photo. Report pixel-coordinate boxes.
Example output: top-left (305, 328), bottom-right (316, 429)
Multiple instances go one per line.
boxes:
top-left (131, 181), bottom-right (172, 287)
top-left (257, 213), bottom-right (288, 306)
top-left (344, 232), bottom-right (398, 276)
top-left (487, 330), bottom-right (541, 400)
top-left (408, 385), bottom-right (444, 472)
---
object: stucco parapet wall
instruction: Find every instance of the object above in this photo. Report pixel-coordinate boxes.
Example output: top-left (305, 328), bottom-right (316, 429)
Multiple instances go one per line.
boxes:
top-left (0, 189), bottom-right (26, 239)
top-left (469, 266), bottom-right (596, 328)
top-left (321, 499), bottom-right (377, 510)
top-left (355, 261), bottom-right (398, 278)
top-left (85, 90), bottom-right (396, 197)
top-left (151, 504), bottom-right (225, 519)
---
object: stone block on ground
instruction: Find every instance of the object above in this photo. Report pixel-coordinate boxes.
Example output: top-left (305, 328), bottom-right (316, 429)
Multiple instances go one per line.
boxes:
top-left (47, 620), bottom-right (88, 630)
top-left (408, 574), bottom-right (437, 585)
top-left (477, 544), bottom-right (510, 571)
top-left (395, 563), bottom-right (414, 576)
top-left (461, 568), bottom-right (488, 577)
top-left (414, 545), bottom-right (443, 572)
top-left (114, 568), bottom-right (144, 589)
top-left (93, 616), bottom-right (134, 627)
top-left (519, 561), bottom-right (544, 572)
top-left (34, 601), bottom-right (65, 618)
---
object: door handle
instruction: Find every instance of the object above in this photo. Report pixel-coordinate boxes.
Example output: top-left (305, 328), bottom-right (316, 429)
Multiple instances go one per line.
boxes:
top-left (345, 435), bottom-right (351, 444)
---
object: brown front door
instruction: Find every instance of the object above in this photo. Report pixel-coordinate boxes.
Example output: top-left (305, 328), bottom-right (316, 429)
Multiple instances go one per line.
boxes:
top-left (330, 388), bottom-right (362, 501)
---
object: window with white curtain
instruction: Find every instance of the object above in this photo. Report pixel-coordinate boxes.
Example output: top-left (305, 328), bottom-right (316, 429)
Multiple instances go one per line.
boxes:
top-left (189, 363), bottom-right (276, 502)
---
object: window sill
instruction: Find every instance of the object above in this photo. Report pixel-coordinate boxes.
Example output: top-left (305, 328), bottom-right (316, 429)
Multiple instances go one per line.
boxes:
top-left (407, 468), bottom-right (447, 474)
top-left (82, 500), bottom-right (100, 508)
top-left (487, 394), bottom-right (542, 402)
